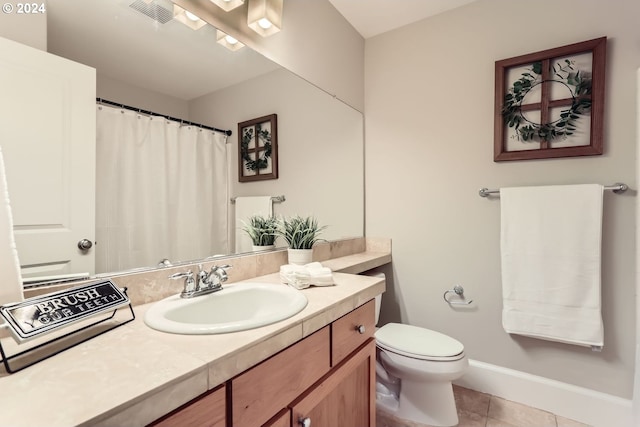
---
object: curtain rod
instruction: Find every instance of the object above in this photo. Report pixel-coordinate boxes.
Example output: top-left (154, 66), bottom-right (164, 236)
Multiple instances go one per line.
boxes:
top-left (479, 183), bottom-right (628, 197)
top-left (96, 98), bottom-right (233, 136)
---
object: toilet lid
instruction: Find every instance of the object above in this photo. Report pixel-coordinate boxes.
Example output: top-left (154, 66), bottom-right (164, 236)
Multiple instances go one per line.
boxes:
top-left (375, 323), bottom-right (464, 360)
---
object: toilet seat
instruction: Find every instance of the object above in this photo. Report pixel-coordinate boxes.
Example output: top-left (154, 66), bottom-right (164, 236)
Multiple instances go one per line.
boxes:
top-left (375, 323), bottom-right (464, 362)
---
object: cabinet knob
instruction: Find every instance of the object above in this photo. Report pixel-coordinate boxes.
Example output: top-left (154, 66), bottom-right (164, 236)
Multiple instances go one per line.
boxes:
top-left (299, 417), bottom-right (311, 427)
top-left (356, 324), bottom-right (366, 334)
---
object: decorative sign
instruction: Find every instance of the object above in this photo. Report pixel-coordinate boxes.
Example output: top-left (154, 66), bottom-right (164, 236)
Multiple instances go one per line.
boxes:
top-left (0, 280), bottom-right (129, 342)
top-left (238, 114), bottom-right (278, 182)
top-left (494, 37), bottom-right (606, 161)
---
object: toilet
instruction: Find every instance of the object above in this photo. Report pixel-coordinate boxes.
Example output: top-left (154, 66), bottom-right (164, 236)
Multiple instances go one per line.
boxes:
top-left (374, 295), bottom-right (468, 427)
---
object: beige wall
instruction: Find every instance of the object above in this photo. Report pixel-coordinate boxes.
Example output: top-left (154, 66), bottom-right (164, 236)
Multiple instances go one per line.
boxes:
top-left (189, 68), bottom-right (364, 248)
top-left (365, 0), bottom-right (638, 398)
top-left (97, 75), bottom-right (189, 120)
top-left (0, 2), bottom-right (46, 51)
top-left (173, 0), bottom-right (365, 112)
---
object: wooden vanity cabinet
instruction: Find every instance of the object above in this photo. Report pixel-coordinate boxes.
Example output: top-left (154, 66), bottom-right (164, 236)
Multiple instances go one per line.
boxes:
top-left (149, 300), bottom-right (376, 427)
top-left (256, 300), bottom-right (376, 427)
top-left (331, 299), bottom-right (376, 365)
top-left (148, 384), bottom-right (226, 427)
top-left (290, 339), bottom-right (376, 427)
top-left (232, 326), bottom-right (332, 426)
top-left (263, 409), bottom-right (291, 427)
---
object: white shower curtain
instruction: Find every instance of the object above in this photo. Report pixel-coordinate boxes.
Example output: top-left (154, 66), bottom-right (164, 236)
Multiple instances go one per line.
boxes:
top-left (95, 105), bottom-right (228, 273)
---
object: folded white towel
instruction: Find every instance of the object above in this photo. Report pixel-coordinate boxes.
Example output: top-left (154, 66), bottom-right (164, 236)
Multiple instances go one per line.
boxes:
top-left (280, 262), bottom-right (334, 289)
top-left (0, 145), bottom-right (23, 306)
top-left (500, 184), bottom-right (604, 348)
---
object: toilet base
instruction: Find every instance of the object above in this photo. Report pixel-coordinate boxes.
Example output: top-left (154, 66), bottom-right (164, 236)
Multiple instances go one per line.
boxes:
top-left (398, 379), bottom-right (458, 427)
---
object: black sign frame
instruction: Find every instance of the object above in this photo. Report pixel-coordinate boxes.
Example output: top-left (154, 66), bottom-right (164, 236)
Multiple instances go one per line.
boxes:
top-left (0, 280), bottom-right (134, 374)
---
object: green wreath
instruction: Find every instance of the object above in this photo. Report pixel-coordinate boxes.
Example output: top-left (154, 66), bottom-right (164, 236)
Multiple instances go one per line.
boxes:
top-left (502, 59), bottom-right (592, 142)
top-left (241, 124), bottom-right (272, 171)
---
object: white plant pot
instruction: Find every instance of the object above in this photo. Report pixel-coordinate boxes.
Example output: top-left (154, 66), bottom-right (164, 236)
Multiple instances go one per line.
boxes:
top-left (252, 245), bottom-right (275, 252)
top-left (287, 248), bottom-right (313, 265)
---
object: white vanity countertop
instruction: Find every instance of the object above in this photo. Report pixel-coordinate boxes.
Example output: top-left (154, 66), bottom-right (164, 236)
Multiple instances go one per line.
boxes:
top-left (0, 271), bottom-right (385, 427)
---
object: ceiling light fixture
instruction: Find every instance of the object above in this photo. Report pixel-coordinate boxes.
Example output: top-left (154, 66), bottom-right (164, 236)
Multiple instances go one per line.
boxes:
top-left (216, 29), bottom-right (245, 51)
top-left (247, 0), bottom-right (282, 37)
top-left (173, 5), bottom-right (207, 30)
top-left (209, 0), bottom-right (244, 12)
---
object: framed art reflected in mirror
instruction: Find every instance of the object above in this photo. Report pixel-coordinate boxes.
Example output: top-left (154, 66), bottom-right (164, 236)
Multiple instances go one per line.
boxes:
top-left (494, 37), bottom-right (606, 162)
top-left (238, 114), bottom-right (278, 182)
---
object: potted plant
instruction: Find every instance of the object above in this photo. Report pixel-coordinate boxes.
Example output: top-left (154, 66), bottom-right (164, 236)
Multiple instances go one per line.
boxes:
top-left (241, 215), bottom-right (279, 251)
top-left (278, 215), bottom-right (326, 264)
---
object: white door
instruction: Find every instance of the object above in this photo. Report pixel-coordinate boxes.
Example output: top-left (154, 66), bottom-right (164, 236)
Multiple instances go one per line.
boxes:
top-left (0, 36), bottom-right (96, 280)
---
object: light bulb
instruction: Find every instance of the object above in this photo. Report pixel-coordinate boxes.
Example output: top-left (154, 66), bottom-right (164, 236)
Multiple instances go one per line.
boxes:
top-left (258, 18), bottom-right (272, 29)
top-left (185, 11), bottom-right (200, 21)
top-left (225, 35), bottom-right (238, 45)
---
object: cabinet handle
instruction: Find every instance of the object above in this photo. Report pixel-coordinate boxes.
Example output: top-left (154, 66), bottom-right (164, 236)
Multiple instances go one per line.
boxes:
top-left (299, 417), bottom-right (311, 427)
top-left (356, 324), bottom-right (366, 334)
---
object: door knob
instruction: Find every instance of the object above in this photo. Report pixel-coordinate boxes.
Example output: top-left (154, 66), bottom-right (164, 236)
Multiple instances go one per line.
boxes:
top-left (299, 417), bottom-right (311, 427)
top-left (77, 239), bottom-right (93, 251)
top-left (356, 324), bottom-right (366, 334)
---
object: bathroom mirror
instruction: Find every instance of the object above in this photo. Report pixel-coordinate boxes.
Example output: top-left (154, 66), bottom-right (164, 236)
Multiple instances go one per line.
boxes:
top-left (6, 0), bottom-right (364, 283)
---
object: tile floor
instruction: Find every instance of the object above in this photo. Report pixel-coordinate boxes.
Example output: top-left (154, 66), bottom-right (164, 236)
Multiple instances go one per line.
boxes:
top-left (376, 385), bottom-right (591, 427)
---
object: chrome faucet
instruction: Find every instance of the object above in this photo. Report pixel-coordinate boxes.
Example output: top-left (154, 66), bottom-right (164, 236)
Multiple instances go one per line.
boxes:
top-left (170, 264), bottom-right (231, 299)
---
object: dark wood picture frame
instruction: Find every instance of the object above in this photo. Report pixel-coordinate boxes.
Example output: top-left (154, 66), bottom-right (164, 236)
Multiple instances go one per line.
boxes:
top-left (494, 37), bottom-right (606, 162)
top-left (238, 114), bottom-right (278, 182)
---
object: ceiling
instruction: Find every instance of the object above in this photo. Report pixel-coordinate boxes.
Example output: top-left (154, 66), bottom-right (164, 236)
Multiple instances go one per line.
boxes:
top-left (47, 0), bottom-right (280, 101)
top-left (328, 0), bottom-right (478, 39)
top-left (45, 0), bottom-right (476, 102)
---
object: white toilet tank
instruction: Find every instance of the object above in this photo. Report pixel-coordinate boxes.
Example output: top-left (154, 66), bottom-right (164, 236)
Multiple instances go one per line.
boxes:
top-left (375, 292), bottom-right (382, 325)
top-left (364, 272), bottom-right (385, 325)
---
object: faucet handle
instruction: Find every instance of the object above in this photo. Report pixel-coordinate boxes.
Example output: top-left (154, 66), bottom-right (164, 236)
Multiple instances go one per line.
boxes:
top-left (210, 264), bottom-right (231, 283)
top-left (169, 270), bottom-right (193, 280)
top-left (170, 270), bottom-right (196, 296)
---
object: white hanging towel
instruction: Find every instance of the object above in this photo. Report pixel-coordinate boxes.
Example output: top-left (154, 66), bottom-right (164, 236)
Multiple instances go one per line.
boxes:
top-left (0, 145), bottom-right (24, 306)
top-left (500, 184), bottom-right (604, 348)
top-left (234, 196), bottom-right (273, 253)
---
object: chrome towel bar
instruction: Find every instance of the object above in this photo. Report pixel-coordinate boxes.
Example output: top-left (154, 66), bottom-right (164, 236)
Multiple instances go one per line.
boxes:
top-left (230, 195), bottom-right (286, 204)
top-left (479, 183), bottom-right (628, 198)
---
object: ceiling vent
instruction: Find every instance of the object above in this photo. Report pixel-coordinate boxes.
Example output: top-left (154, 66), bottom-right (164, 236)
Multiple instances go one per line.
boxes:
top-left (129, 0), bottom-right (173, 24)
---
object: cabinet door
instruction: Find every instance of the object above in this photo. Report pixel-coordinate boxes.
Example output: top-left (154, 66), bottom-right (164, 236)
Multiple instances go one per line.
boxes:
top-left (149, 384), bottom-right (226, 427)
top-left (232, 326), bottom-right (331, 427)
top-left (0, 36), bottom-right (96, 280)
top-left (263, 409), bottom-right (290, 427)
top-left (291, 339), bottom-right (376, 427)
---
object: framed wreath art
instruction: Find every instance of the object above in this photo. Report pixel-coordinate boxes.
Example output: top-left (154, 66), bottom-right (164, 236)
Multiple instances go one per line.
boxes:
top-left (494, 37), bottom-right (606, 161)
top-left (238, 114), bottom-right (278, 182)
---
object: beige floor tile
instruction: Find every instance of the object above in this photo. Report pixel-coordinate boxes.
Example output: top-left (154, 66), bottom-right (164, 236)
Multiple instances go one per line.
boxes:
top-left (454, 385), bottom-right (491, 417)
top-left (457, 409), bottom-right (487, 427)
top-left (486, 417), bottom-right (519, 427)
top-left (556, 415), bottom-right (591, 427)
top-left (376, 408), bottom-right (434, 427)
top-left (488, 396), bottom-right (556, 427)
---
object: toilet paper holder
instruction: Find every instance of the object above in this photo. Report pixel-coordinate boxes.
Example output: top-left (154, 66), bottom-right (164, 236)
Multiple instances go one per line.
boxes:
top-left (443, 285), bottom-right (473, 305)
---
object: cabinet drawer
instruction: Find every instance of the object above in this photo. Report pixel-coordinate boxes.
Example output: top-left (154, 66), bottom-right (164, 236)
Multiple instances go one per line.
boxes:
top-left (331, 299), bottom-right (375, 365)
top-left (232, 326), bottom-right (331, 427)
top-left (263, 409), bottom-right (290, 427)
top-left (149, 384), bottom-right (225, 427)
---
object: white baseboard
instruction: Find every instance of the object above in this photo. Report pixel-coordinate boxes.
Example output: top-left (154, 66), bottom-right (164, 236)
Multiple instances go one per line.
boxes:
top-left (454, 359), bottom-right (633, 427)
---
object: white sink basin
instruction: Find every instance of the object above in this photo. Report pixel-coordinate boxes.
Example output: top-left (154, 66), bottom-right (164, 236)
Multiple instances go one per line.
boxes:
top-left (143, 282), bottom-right (308, 334)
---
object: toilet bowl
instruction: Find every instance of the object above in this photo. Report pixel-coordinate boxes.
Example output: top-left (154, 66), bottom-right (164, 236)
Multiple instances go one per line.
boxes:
top-left (374, 294), bottom-right (468, 427)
